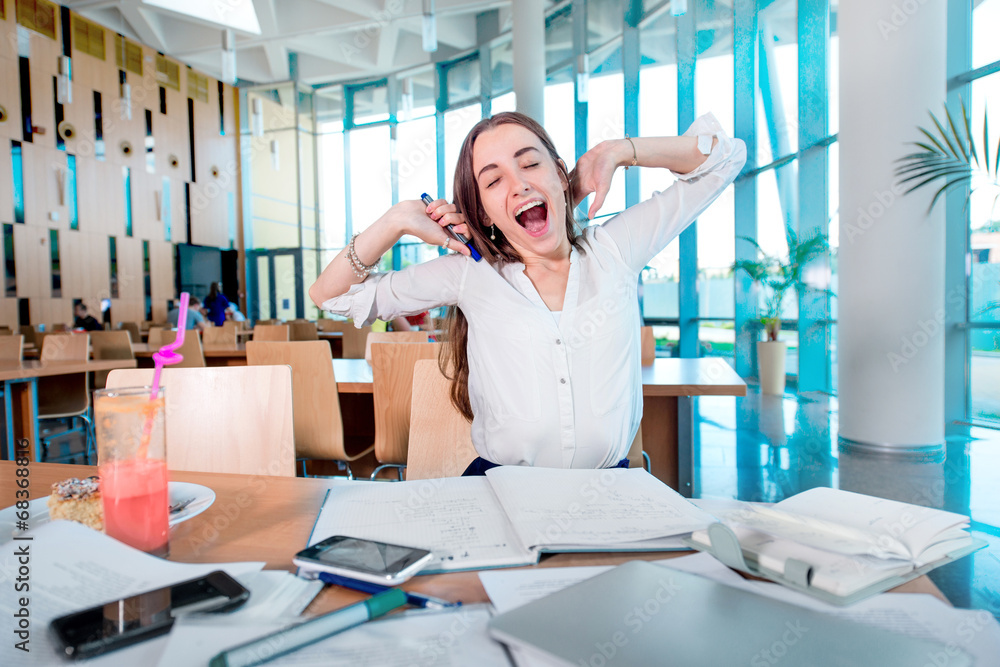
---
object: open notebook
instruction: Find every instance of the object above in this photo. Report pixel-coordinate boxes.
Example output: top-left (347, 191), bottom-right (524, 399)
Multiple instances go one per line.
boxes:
top-left (686, 487), bottom-right (985, 605)
top-left (305, 467), bottom-right (714, 573)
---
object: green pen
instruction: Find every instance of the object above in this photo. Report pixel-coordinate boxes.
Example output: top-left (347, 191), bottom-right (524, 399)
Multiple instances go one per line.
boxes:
top-left (208, 589), bottom-right (407, 667)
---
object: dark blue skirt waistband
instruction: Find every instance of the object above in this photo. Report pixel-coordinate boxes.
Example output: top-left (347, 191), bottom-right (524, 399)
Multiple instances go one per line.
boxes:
top-left (461, 456), bottom-right (629, 477)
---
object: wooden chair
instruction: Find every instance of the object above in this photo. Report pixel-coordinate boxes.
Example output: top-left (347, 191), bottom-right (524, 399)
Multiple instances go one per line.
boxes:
top-left (19, 325), bottom-right (38, 348)
top-left (202, 326), bottom-right (237, 348)
top-left (364, 331), bottom-right (429, 364)
top-left (626, 427), bottom-right (650, 472)
top-left (159, 330), bottom-right (206, 367)
top-left (341, 325), bottom-right (372, 359)
top-left (119, 322), bottom-right (141, 343)
top-left (253, 324), bottom-right (290, 341)
top-left (370, 342), bottom-right (442, 480)
top-left (105, 366), bottom-right (296, 477)
top-left (89, 331), bottom-right (135, 390)
top-left (0, 326), bottom-right (13, 335)
top-left (641, 326), bottom-right (655, 366)
top-left (147, 326), bottom-right (167, 347)
top-left (316, 319), bottom-right (350, 333)
top-left (0, 335), bottom-right (23, 360)
top-left (221, 320), bottom-right (243, 335)
top-left (246, 341), bottom-right (374, 478)
top-left (37, 333), bottom-right (93, 463)
top-left (289, 320), bottom-right (319, 341)
top-left (404, 359), bottom-right (476, 480)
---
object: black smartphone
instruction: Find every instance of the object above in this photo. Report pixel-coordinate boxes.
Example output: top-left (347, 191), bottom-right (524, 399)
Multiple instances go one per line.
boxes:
top-left (293, 535), bottom-right (433, 585)
top-left (49, 570), bottom-right (249, 660)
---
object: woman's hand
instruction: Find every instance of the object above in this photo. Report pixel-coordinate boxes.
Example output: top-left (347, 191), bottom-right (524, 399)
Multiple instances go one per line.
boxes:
top-left (569, 139), bottom-right (633, 219)
top-left (405, 198), bottom-right (472, 257)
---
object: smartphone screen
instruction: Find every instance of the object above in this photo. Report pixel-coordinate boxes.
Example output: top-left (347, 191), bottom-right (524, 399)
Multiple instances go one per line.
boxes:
top-left (302, 536), bottom-right (430, 577)
top-left (50, 571), bottom-right (248, 659)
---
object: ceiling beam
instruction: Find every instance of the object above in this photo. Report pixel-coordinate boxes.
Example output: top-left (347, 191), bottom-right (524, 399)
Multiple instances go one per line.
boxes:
top-left (118, 1), bottom-right (169, 52)
top-left (252, 0), bottom-right (290, 80)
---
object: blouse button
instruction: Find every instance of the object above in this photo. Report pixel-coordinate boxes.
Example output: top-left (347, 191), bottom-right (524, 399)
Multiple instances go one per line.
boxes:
top-left (556, 339), bottom-right (562, 345)
top-left (560, 378), bottom-right (567, 384)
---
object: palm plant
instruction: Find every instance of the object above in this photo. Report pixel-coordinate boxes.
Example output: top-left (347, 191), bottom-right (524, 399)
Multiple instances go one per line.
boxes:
top-left (732, 229), bottom-right (831, 342)
top-left (896, 99), bottom-right (1000, 213)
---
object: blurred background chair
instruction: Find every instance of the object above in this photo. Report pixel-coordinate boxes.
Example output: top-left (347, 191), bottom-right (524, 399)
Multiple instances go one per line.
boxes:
top-left (364, 331), bottom-right (429, 364)
top-left (147, 326), bottom-right (167, 347)
top-left (247, 341), bottom-right (374, 478)
top-left (159, 330), bottom-right (206, 367)
top-left (89, 331), bottom-right (135, 390)
top-left (37, 333), bottom-right (94, 463)
top-left (119, 321), bottom-right (142, 343)
top-left (0, 335), bottom-right (23, 360)
top-left (289, 320), bottom-right (319, 341)
top-left (370, 342), bottom-right (441, 480)
top-left (106, 366), bottom-right (296, 476)
top-left (253, 324), bottom-right (290, 341)
top-left (203, 326), bottom-right (238, 348)
top-left (404, 359), bottom-right (476, 480)
top-left (641, 326), bottom-right (656, 366)
top-left (316, 319), bottom-right (350, 333)
top-left (341, 324), bottom-right (372, 359)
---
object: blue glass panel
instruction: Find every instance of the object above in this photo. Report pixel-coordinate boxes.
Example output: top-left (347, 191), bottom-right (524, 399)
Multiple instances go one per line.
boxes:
top-left (11, 141), bottom-right (24, 224)
top-left (123, 167), bottom-right (133, 237)
top-left (67, 154), bottom-right (79, 230)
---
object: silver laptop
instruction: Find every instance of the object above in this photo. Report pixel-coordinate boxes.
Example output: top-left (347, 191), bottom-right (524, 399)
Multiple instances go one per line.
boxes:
top-left (488, 560), bottom-right (971, 667)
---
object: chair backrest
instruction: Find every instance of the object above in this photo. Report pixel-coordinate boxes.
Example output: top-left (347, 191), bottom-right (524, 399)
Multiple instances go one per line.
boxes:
top-left (0, 335), bottom-right (23, 360)
top-left (341, 325), bottom-right (372, 359)
top-left (160, 330), bottom-right (206, 367)
top-left (371, 342), bottom-right (441, 465)
top-left (364, 331), bottom-right (430, 364)
top-left (119, 322), bottom-right (141, 343)
top-left (147, 326), bottom-right (167, 347)
top-left (641, 326), bottom-right (655, 366)
top-left (37, 334), bottom-right (90, 418)
top-left (221, 320), bottom-right (243, 334)
top-left (288, 320), bottom-right (319, 341)
top-left (246, 341), bottom-right (372, 462)
top-left (51, 323), bottom-right (69, 332)
top-left (0, 326), bottom-right (13, 335)
top-left (89, 331), bottom-right (135, 389)
top-left (202, 326), bottom-right (237, 348)
top-left (105, 366), bottom-right (296, 476)
top-left (316, 319), bottom-right (349, 333)
top-left (19, 325), bottom-right (37, 347)
top-left (253, 324), bottom-right (290, 341)
top-left (626, 427), bottom-right (644, 468)
top-left (404, 359), bottom-right (475, 480)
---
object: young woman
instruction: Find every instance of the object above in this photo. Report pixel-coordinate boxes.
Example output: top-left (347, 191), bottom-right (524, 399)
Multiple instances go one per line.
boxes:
top-left (203, 282), bottom-right (230, 327)
top-left (310, 112), bottom-right (745, 474)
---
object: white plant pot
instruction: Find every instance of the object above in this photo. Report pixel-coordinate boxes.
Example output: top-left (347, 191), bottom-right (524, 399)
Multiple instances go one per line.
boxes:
top-left (757, 340), bottom-right (787, 395)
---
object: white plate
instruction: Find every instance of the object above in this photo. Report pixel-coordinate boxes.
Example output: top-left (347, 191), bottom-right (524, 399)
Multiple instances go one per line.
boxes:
top-left (0, 481), bottom-right (216, 541)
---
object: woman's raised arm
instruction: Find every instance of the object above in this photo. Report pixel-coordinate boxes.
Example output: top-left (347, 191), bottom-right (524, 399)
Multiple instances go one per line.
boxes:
top-left (308, 198), bottom-right (471, 307)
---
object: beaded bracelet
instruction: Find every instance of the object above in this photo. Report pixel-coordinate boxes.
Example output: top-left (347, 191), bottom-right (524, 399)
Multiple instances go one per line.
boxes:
top-left (346, 233), bottom-right (381, 279)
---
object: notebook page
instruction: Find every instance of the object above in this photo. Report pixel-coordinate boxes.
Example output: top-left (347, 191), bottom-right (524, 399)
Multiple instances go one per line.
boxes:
top-left (484, 467), bottom-right (713, 550)
top-left (774, 488), bottom-right (971, 560)
top-left (308, 478), bottom-right (535, 573)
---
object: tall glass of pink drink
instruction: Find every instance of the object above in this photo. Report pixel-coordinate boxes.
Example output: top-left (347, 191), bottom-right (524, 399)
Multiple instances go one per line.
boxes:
top-left (94, 387), bottom-right (169, 557)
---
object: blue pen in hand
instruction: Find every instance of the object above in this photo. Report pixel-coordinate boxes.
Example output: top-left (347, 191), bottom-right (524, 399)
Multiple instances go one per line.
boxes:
top-left (421, 193), bottom-right (482, 262)
top-left (317, 571), bottom-right (459, 610)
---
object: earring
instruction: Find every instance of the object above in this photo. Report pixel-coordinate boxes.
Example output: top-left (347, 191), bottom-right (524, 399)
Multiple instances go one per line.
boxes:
top-left (490, 226), bottom-right (496, 241)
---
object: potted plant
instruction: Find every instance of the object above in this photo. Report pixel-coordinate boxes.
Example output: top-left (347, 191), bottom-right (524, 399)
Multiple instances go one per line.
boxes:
top-left (732, 229), bottom-right (831, 395)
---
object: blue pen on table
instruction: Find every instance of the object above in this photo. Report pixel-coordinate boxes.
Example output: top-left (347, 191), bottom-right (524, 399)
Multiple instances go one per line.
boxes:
top-left (317, 571), bottom-right (459, 610)
top-left (209, 589), bottom-right (406, 667)
top-left (421, 193), bottom-right (483, 262)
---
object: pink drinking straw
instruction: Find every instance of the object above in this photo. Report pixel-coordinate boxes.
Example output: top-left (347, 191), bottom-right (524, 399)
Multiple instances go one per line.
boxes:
top-left (138, 292), bottom-right (189, 456)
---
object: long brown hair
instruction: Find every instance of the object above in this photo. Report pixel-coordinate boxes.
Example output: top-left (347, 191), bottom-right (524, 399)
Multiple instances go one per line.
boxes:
top-left (441, 112), bottom-right (584, 420)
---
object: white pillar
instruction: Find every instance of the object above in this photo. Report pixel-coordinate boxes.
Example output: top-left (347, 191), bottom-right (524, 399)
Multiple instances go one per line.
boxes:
top-left (511, 0), bottom-right (545, 124)
top-left (838, 0), bottom-right (947, 449)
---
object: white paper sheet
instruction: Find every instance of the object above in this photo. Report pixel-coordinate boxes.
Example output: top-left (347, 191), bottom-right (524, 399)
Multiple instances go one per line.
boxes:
top-left (310, 478), bottom-right (534, 573)
top-left (157, 605), bottom-right (513, 667)
top-left (0, 521), bottom-right (264, 667)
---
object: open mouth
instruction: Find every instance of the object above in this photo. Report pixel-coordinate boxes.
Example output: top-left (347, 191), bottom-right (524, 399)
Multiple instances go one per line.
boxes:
top-left (515, 200), bottom-right (549, 236)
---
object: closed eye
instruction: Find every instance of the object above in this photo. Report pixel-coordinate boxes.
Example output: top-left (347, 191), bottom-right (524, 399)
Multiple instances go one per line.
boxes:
top-left (486, 177), bottom-right (500, 188)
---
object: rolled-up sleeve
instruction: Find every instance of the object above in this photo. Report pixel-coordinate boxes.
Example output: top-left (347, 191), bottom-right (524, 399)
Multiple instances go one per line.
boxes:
top-left (320, 253), bottom-right (470, 327)
top-left (598, 112), bottom-right (748, 273)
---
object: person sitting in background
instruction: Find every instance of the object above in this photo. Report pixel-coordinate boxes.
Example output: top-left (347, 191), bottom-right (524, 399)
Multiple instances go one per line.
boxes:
top-left (167, 297), bottom-right (208, 331)
top-left (203, 282), bottom-right (230, 327)
top-left (225, 303), bottom-right (246, 322)
top-left (72, 304), bottom-right (103, 331)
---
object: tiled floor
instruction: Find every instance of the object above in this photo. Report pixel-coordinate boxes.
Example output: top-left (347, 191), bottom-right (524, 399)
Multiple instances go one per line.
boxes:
top-left (695, 388), bottom-right (1000, 619)
top-left (39, 387), bottom-right (1000, 618)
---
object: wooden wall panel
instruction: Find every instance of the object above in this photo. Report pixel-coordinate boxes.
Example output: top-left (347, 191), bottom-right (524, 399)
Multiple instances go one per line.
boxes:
top-left (0, 297), bottom-right (18, 329)
top-left (13, 224), bottom-right (47, 298)
top-left (86, 231), bottom-right (110, 301)
top-left (0, 49), bottom-right (20, 142)
top-left (60, 229), bottom-right (86, 300)
top-left (130, 167), bottom-right (156, 240)
top-left (115, 235), bottom-right (142, 302)
top-left (149, 238), bottom-right (173, 321)
top-left (24, 143), bottom-right (68, 228)
top-left (170, 176), bottom-right (187, 245)
top-left (25, 30), bottom-right (60, 151)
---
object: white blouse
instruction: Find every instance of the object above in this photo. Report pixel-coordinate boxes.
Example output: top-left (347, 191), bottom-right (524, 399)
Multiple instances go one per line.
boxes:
top-left (322, 113), bottom-right (746, 469)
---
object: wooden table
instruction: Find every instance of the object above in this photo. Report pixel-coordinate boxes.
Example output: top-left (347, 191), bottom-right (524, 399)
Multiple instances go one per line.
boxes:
top-left (0, 359), bottom-right (138, 461)
top-left (330, 357), bottom-right (746, 495)
top-left (132, 343), bottom-right (248, 367)
top-left (0, 461), bottom-right (948, 617)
